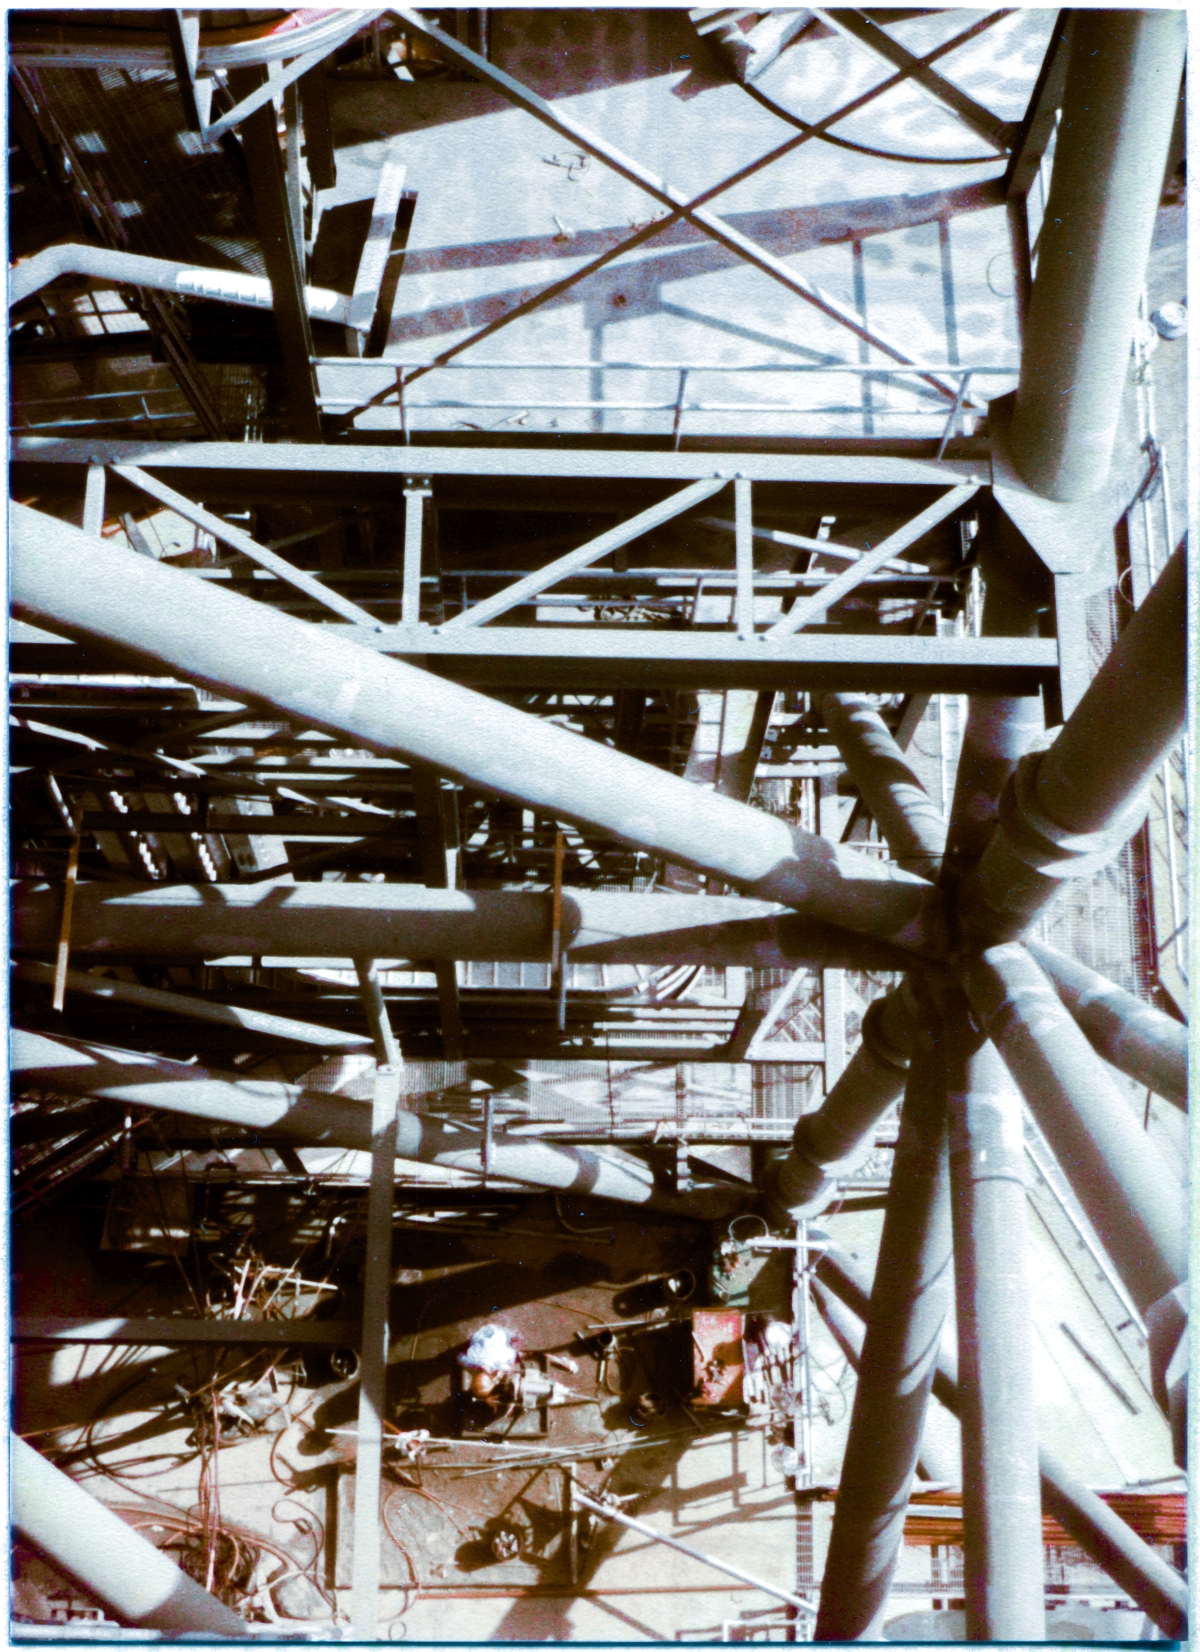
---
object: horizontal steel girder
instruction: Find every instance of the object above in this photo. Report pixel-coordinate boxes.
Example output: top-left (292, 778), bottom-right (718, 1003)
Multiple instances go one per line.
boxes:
top-left (11, 882), bottom-right (909, 970)
top-left (11, 506), bottom-right (942, 955)
top-left (10, 1027), bottom-right (739, 1218)
top-left (11, 624), bottom-right (1059, 696)
top-left (12, 437), bottom-right (979, 486)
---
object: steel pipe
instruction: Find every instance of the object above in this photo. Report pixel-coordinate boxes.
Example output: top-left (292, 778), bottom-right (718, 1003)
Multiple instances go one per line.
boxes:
top-left (10, 881), bottom-right (907, 973)
top-left (11, 1433), bottom-right (247, 1635)
top-left (809, 1279), bottom-right (961, 1487)
top-left (819, 695), bottom-right (946, 879)
top-left (772, 979), bottom-right (918, 1212)
top-left (9, 1027), bottom-right (739, 1218)
top-left (9, 242), bottom-right (353, 325)
top-left (13, 959), bottom-right (374, 1050)
top-left (11, 507), bottom-right (940, 955)
top-left (571, 1488), bottom-right (816, 1616)
top-left (813, 1246), bottom-right (1188, 1639)
top-left (1008, 9), bottom-right (1187, 501)
top-left (942, 509), bottom-right (1047, 877)
top-left (943, 1002), bottom-right (1044, 1638)
top-left (1024, 940), bottom-right (1187, 1108)
top-left (958, 541), bottom-right (1187, 940)
top-left (960, 944), bottom-right (1186, 1316)
top-left (814, 1002), bottom-right (953, 1640)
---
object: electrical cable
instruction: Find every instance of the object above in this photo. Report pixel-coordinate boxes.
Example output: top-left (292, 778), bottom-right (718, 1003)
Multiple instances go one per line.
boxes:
top-left (741, 80), bottom-right (1005, 167)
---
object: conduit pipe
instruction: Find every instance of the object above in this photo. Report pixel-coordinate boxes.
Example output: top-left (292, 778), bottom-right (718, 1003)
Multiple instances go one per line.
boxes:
top-left (943, 1001), bottom-right (1044, 1638)
top-left (812, 1247), bottom-right (1189, 1639)
top-left (10, 881), bottom-right (908, 973)
top-left (771, 978), bottom-right (919, 1212)
top-left (11, 1433), bottom-right (248, 1636)
top-left (11, 507), bottom-right (940, 955)
top-left (10, 1027), bottom-right (741, 1218)
top-left (1024, 939), bottom-right (1188, 1108)
top-left (958, 541), bottom-right (1187, 941)
top-left (960, 944), bottom-right (1186, 1316)
top-left (814, 1004), bottom-right (953, 1640)
top-left (1007, 9), bottom-right (1187, 501)
top-left (9, 243), bottom-right (354, 326)
top-left (819, 693), bottom-right (947, 878)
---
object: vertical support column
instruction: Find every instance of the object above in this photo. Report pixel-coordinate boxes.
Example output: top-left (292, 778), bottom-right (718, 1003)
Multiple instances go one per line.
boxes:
top-left (943, 507), bottom-right (1048, 877)
top-left (1052, 572), bottom-right (1092, 720)
top-left (283, 81), bottom-right (305, 265)
top-left (1008, 10), bottom-right (1186, 501)
top-left (815, 989), bottom-right (952, 1641)
top-left (350, 959), bottom-right (401, 1639)
top-left (228, 67), bottom-right (322, 443)
top-left (821, 968), bottom-right (846, 1088)
top-left (402, 477), bottom-right (428, 625)
top-left (82, 464), bottom-right (106, 538)
top-left (298, 65), bottom-right (336, 193)
top-left (943, 991), bottom-right (1045, 1639)
top-left (410, 766), bottom-right (463, 1059)
top-left (734, 475), bottom-right (754, 640)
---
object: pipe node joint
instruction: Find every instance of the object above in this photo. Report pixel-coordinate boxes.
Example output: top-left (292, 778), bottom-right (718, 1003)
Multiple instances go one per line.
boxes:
top-left (995, 752), bottom-right (1148, 879)
top-left (859, 995), bottom-right (913, 1075)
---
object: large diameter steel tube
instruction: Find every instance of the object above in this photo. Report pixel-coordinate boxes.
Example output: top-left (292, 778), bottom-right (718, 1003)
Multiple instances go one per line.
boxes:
top-left (944, 1009), bottom-right (1044, 1638)
top-left (1008, 10), bottom-right (1187, 501)
top-left (10, 506), bottom-right (940, 955)
top-left (10, 1028), bottom-right (739, 1218)
top-left (11, 1434), bottom-right (248, 1636)
top-left (809, 1279), bottom-right (961, 1487)
top-left (813, 1247), bottom-right (1189, 1639)
top-left (943, 511), bottom-right (1047, 876)
top-left (820, 694), bottom-right (947, 878)
top-left (10, 881), bottom-right (908, 973)
top-left (960, 945), bottom-right (1186, 1315)
top-left (959, 542), bottom-right (1187, 940)
top-left (1025, 939), bottom-right (1188, 1108)
top-left (814, 1010), bottom-right (953, 1640)
top-left (773, 979), bottom-right (917, 1211)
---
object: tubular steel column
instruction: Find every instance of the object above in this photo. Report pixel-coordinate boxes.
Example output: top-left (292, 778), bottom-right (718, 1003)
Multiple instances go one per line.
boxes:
top-left (959, 541), bottom-right (1187, 941)
top-left (1008, 9), bottom-right (1187, 501)
top-left (11, 506), bottom-right (940, 955)
top-left (961, 944), bottom-right (1186, 1317)
top-left (819, 694), bottom-right (947, 879)
top-left (943, 993), bottom-right (1044, 1638)
top-left (11, 1435), bottom-right (247, 1636)
top-left (350, 960), bottom-right (401, 1638)
top-left (1025, 939), bottom-right (1188, 1107)
top-left (813, 1248), bottom-right (1188, 1638)
top-left (772, 979), bottom-right (918, 1212)
top-left (942, 508), bottom-right (1047, 879)
top-left (814, 990), bottom-right (952, 1640)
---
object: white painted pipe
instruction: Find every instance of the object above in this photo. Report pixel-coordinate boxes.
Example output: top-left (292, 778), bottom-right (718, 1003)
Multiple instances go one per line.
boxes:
top-left (11, 1433), bottom-right (247, 1635)
top-left (10, 242), bottom-right (353, 326)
